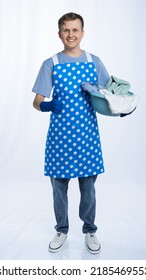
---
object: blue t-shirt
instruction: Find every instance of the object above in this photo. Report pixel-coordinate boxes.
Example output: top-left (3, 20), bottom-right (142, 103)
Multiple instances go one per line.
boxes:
top-left (32, 50), bottom-right (110, 98)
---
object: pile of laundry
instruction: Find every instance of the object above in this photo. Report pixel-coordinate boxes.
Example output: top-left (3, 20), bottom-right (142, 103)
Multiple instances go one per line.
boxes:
top-left (81, 76), bottom-right (139, 117)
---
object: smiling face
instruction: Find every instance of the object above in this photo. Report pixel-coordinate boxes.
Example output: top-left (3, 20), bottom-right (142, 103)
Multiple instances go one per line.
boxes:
top-left (58, 19), bottom-right (84, 53)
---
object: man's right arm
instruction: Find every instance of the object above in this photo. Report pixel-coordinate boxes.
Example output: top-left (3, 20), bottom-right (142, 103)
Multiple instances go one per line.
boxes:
top-left (33, 94), bottom-right (45, 111)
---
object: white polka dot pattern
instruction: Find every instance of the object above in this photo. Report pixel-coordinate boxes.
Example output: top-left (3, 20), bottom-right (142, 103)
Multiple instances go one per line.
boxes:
top-left (45, 62), bottom-right (104, 178)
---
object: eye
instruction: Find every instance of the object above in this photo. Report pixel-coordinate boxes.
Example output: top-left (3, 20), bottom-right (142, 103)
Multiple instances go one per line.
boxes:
top-left (63, 29), bottom-right (69, 33)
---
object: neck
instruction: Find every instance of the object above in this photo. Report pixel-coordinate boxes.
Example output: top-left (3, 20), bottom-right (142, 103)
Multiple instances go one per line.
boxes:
top-left (63, 47), bottom-right (83, 57)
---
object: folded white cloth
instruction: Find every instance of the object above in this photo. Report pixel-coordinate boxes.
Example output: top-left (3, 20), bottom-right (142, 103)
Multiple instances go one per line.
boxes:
top-left (99, 89), bottom-right (139, 114)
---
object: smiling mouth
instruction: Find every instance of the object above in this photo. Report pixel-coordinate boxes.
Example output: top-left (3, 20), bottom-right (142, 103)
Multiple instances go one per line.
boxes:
top-left (67, 40), bottom-right (76, 43)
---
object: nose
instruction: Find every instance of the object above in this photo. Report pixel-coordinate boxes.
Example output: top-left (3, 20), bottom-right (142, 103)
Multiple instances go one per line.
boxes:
top-left (68, 30), bottom-right (74, 37)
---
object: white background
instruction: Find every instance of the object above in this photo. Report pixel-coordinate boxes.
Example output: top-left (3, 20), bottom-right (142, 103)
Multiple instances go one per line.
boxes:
top-left (0, 0), bottom-right (146, 260)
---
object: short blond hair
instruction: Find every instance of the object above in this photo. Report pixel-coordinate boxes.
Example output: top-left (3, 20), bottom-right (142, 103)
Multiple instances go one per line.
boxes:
top-left (58, 12), bottom-right (84, 31)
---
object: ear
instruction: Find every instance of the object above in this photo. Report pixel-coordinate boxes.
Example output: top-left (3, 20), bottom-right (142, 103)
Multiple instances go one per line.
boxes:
top-left (81, 30), bottom-right (85, 39)
top-left (58, 31), bottom-right (61, 39)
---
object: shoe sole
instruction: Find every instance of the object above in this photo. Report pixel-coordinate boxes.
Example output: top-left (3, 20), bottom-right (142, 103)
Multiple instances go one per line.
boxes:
top-left (86, 242), bottom-right (101, 254)
top-left (48, 236), bottom-right (67, 253)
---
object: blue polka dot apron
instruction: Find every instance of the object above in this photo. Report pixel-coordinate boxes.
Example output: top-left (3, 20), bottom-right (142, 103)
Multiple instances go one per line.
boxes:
top-left (44, 52), bottom-right (104, 178)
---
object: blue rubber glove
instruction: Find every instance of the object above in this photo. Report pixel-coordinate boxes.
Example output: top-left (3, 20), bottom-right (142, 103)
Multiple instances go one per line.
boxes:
top-left (40, 98), bottom-right (63, 114)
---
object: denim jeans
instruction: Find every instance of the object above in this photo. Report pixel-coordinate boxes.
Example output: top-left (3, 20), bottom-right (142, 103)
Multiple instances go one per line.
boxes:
top-left (50, 175), bottom-right (98, 234)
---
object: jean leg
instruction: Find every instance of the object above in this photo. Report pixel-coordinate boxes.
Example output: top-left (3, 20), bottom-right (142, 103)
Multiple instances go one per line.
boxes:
top-left (50, 178), bottom-right (70, 234)
top-left (78, 175), bottom-right (98, 234)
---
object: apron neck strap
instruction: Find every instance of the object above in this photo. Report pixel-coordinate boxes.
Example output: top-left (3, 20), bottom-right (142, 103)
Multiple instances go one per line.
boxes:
top-left (52, 54), bottom-right (59, 65)
top-left (52, 51), bottom-right (93, 65)
top-left (85, 52), bottom-right (93, 62)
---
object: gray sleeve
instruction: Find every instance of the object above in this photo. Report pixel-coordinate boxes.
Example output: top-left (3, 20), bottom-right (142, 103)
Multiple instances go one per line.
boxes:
top-left (32, 58), bottom-right (53, 98)
top-left (91, 54), bottom-right (110, 87)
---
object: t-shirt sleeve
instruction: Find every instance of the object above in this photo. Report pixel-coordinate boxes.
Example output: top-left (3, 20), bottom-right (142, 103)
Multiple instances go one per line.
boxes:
top-left (91, 55), bottom-right (110, 87)
top-left (32, 59), bottom-right (53, 98)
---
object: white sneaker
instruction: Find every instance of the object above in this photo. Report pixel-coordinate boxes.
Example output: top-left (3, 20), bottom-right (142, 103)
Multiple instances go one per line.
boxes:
top-left (85, 233), bottom-right (101, 254)
top-left (48, 232), bottom-right (67, 253)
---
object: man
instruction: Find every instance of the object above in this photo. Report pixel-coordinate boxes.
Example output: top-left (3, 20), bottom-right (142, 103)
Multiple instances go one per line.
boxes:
top-left (32, 12), bottom-right (110, 254)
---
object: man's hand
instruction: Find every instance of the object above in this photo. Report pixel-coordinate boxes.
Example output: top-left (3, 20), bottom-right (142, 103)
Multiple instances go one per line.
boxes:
top-left (40, 98), bottom-right (63, 114)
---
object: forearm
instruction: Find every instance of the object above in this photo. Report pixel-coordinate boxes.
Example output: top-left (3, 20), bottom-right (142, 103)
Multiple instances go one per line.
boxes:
top-left (33, 94), bottom-right (45, 111)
